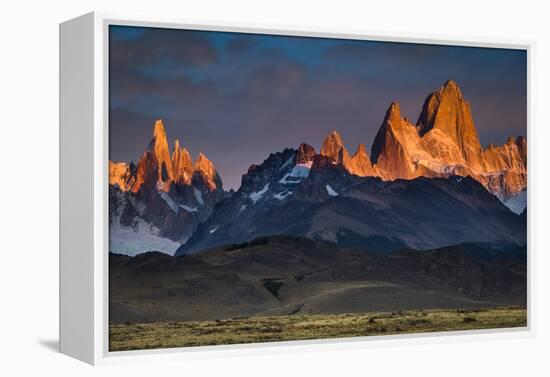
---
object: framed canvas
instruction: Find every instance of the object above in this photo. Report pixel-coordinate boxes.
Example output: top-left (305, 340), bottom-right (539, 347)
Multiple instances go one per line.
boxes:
top-left (59, 12), bottom-right (534, 365)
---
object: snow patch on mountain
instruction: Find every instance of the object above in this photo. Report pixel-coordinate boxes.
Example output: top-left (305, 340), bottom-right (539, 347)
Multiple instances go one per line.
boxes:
top-left (326, 184), bottom-right (338, 196)
top-left (194, 188), bottom-right (204, 206)
top-left (279, 162), bottom-right (312, 184)
top-left (274, 190), bottom-right (293, 200)
top-left (209, 225), bottom-right (219, 234)
top-left (316, 229), bottom-right (338, 243)
top-left (179, 204), bottom-right (198, 213)
top-left (414, 159), bottom-right (467, 176)
top-left (109, 218), bottom-right (181, 256)
top-left (155, 180), bottom-right (167, 192)
top-left (502, 190), bottom-right (527, 215)
top-left (160, 192), bottom-right (179, 214)
top-left (250, 184), bottom-right (270, 203)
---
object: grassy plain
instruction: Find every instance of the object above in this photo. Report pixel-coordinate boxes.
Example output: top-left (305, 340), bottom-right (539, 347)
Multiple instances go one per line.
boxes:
top-left (109, 306), bottom-right (526, 351)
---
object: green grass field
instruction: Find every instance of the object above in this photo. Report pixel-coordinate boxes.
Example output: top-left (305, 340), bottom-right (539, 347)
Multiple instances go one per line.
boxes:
top-left (109, 307), bottom-right (526, 351)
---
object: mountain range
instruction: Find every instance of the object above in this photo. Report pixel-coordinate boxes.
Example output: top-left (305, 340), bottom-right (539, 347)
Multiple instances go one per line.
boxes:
top-left (109, 120), bottom-right (226, 255)
top-left (318, 80), bottom-right (526, 201)
top-left (109, 80), bottom-right (527, 256)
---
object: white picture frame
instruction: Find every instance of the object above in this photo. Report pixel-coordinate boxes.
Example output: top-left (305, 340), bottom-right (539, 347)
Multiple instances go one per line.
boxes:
top-left (59, 11), bottom-right (535, 365)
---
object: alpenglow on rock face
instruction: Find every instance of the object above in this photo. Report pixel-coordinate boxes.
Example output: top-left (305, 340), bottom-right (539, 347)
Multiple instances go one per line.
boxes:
top-left (320, 130), bottom-right (351, 165)
top-left (171, 139), bottom-right (194, 185)
top-left (148, 119), bottom-right (174, 190)
top-left (177, 78), bottom-right (528, 255)
top-left (370, 102), bottom-right (418, 180)
top-left (109, 80), bottom-right (526, 256)
top-left (321, 130), bottom-right (378, 178)
top-left (108, 120), bottom-right (226, 256)
top-left (365, 80), bottom-right (527, 201)
top-left (416, 80), bottom-right (486, 172)
top-left (111, 119), bottom-right (223, 195)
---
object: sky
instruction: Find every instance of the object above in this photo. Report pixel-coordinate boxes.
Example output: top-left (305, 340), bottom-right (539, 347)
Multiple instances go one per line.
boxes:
top-left (109, 25), bottom-right (527, 190)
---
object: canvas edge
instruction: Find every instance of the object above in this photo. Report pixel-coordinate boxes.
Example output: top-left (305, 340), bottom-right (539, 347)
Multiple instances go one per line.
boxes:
top-left (58, 10), bottom-right (536, 365)
top-left (59, 11), bottom-right (97, 365)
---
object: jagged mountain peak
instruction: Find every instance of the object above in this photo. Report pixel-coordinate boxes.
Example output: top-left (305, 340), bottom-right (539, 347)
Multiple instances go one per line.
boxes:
top-left (150, 119), bottom-right (171, 162)
top-left (353, 143), bottom-right (367, 157)
top-left (440, 79), bottom-right (463, 96)
top-left (295, 143), bottom-right (316, 164)
top-left (321, 130), bottom-right (345, 153)
top-left (171, 139), bottom-right (193, 185)
top-left (153, 119), bottom-right (167, 139)
top-left (321, 129), bottom-right (350, 165)
top-left (505, 136), bottom-right (517, 145)
top-left (516, 136), bottom-right (527, 169)
top-left (193, 153), bottom-right (222, 191)
top-left (109, 160), bottom-right (134, 191)
top-left (147, 118), bottom-right (174, 189)
top-left (416, 80), bottom-right (485, 171)
top-left (416, 80), bottom-right (471, 135)
top-left (109, 119), bottom-right (224, 193)
top-left (348, 142), bottom-right (374, 177)
top-left (384, 102), bottom-right (402, 126)
top-left (195, 153), bottom-right (213, 170)
top-left (370, 101), bottom-right (409, 166)
top-left (239, 148), bottom-right (296, 195)
top-left (329, 129), bottom-right (343, 139)
top-left (326, 129), bottom-right (345, 146)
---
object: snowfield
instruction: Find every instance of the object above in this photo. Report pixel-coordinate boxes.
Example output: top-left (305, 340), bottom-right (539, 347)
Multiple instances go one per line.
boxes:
top-left (279, 162), bottom-right (312, 184)
top-left (502, 190), bottom-right (527, 215)
top-left (109, 218), bottom-right (181, 256)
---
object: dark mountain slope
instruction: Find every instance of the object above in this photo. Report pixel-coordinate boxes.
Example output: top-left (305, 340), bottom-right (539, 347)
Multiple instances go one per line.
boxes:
top-left (111, 236), bottom-right (526, 324)
top-left (176, 151), bottom-right (526, 255)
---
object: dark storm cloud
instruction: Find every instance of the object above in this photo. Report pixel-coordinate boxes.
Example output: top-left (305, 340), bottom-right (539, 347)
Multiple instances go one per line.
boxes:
top-left (110, 26), bottom-right (218, 68)
top-left (226, 35), bottom-right (260, 55)
top-left (324, 40), bottom-right (450, 67)
top-left (109, 26), bottom-right (527, 190)
top-left (109, 27), bottom-right (221, 108)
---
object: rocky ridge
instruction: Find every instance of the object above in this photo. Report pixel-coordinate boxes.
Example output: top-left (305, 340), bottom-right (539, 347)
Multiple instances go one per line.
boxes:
top-left (313, 81), bottom-right (526, 201)
top-left (176, 145), bottom-right (526, 255)
top-left (368, 80), bottom-right (527, 200)
top-left (109, 80), bottom-right (527, 256)
top-left (109, 120), bottom-right (226, 255)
